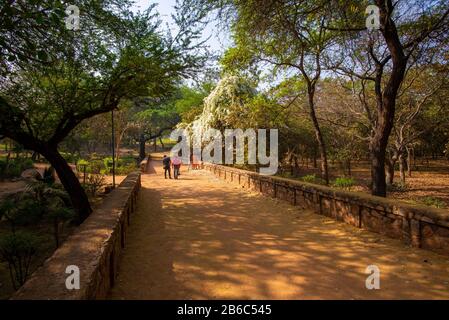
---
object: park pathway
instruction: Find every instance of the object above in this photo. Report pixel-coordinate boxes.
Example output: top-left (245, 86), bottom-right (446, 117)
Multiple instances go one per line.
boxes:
top-left (109, 161), bottom-right (449, 299)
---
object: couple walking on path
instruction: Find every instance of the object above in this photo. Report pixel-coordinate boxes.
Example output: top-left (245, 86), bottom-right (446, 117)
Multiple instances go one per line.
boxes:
top-left (162, 155), bottom-right (182, 179)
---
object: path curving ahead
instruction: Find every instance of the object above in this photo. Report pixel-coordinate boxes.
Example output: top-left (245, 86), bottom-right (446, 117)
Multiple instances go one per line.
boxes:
top-left (109, 161), bottom-right (449, 299)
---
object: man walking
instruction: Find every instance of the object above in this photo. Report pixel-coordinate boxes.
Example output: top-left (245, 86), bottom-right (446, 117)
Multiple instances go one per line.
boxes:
top-left (162, 155), bottom-right (171, 179)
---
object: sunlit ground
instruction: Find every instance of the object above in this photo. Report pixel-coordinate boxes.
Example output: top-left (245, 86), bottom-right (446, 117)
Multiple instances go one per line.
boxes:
top-left (109, 162), bottom-right (449, 300)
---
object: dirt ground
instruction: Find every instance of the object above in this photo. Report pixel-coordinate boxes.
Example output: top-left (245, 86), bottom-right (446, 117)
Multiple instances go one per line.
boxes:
top-left (109, 161), bottom-right (449, 300)
top-left (283, 159), bottom-right (449, 207)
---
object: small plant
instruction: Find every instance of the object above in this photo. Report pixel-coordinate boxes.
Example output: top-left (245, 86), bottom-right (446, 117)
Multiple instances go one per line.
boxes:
top-left (421, 197), bottom-right (446, 209)
top-left (88, 160), bottom-right (104, 174)
top-left (84, 173), bottom-right (106, 197)
top-left (103, 156), bottom-right (114, 173)
top-left (333, 177), bottom-right (355, 191)
top-left (47, 206), bottom-right (75, 248)
top-left (301, 174), bottom-right (316, 183)
top-left (0, 231), bottom-right (40, 290)
top-left (0, 199), bottom-right (18, 233)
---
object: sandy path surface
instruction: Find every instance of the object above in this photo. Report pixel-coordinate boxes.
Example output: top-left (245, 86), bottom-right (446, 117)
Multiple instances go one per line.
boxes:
top-left (109, 162), bottom-right (449, 299)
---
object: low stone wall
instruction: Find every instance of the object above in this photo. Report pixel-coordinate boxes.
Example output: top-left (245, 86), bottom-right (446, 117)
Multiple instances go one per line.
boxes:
top-left (140, 154), bottom-right (152, 173)
top-left (204, 164), bottom-right (449, 256)
top-left (12, 171), bottom-right (141, 300)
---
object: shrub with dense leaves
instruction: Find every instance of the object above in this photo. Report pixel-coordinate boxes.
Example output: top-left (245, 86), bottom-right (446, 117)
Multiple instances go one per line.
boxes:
top-left (333, 177), bottom-right (355, 191)
top-left (0, 231), bottom-right (40, 289)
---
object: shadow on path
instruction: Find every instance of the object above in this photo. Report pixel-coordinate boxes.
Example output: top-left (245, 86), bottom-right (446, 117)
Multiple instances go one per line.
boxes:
top-left (109, 162), bottom-right (449, 299)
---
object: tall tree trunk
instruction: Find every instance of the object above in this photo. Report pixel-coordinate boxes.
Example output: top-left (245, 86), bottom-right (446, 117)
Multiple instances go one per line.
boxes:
top-left (399, 154), bottom-right (406, 185)
top-left (385, 157), bottom-right (395, 185)
top-left (407, 147), bottom-right (413, 177)
top-left (369, 0), bottom-right (408, 197)
top-left (294, 157), bottom-right (300, 177)
top-left (40, 146), bottom-right (92, 223)
top-left (159, 136), bottom-right (165, 149)
top-left (139, 133), bottom-right (146, 161)
top-left (308, 90), bottom-right (329, 185)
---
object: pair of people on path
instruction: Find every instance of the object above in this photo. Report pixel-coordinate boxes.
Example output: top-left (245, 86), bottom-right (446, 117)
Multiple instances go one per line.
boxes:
top-left (163, 155), bottom-right (182, 179)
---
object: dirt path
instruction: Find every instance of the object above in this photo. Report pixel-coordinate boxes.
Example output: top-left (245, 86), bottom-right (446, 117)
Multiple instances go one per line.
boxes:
top-left (109, 162), bottom-right (449, 299)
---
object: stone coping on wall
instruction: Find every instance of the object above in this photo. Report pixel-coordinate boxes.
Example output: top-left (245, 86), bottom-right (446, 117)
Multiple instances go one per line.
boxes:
top-left (12, 171), bottom-right (141, 300)
top-left (204, 163), bottom-right (449, 256)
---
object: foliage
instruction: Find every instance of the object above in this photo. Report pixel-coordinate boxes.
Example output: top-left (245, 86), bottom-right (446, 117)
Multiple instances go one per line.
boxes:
top-left (0, 0), bottom-right (207, 222)
top-left (84, 174), bottom-right (107, 197)
top-left (0, 197), bottom-right (42, 232)
top-left (47, 206), bottom-right (75, 248)
top-left (333, 177), bottom-right (355, 191)
top-left (421, 197), bottom-right (446, 209)
top-left (301, 175), bottom-right (317, 184)
top-left (115, 163), bottom-right (138, 175)
top-left (0, 158), bottom-right (34, 179)
top-left (183, 75), bottom-right (256, 141)
top-left (0, 231), bottom-right (40, 290)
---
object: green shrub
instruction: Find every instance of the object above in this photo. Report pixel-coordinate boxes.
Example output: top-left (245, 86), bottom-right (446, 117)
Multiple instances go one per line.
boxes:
top-left (77, 159), bottom-right (103, 174)
top-left (120, 155), bottom-right (136, 164)
top-left (0, 231), bottom-right (40, 290)
top-left (0, 158), bottom-right (34, 179)
top-left (88, 160), bottom-right (103, 174)
top-left (103, 157), bottom-right (114, 172)
top-left (76, 159), bottom-right (88, 177)
top-left (102, 156), bottom-right (137, 175)
top-left (14, 198), bottom-right (45, 226)
top-left (1, 196), bottom-right (45, 231)
top-left (83, 173), bottom-right (106, 197)
top-left (116, 163), bottom-right (137, 175)
top-left (47, 206), bottom-right (75, 248)
top-left (421, 197), bottom-right (446, 209)
top-left (61, 152), bottom-right (80, 164)
top-left (301, 174), bottom-right (316, 183)
top-left (333, 177), bottom-right (355, 190)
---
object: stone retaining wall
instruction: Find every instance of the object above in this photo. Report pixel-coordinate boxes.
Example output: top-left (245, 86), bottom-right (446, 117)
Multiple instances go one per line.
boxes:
top-left (140, 154), bottom-right (152, 173)
top-left (12, 171), bottom-right (141, 300)
top-left (204, 164), bottom-right (449, 256)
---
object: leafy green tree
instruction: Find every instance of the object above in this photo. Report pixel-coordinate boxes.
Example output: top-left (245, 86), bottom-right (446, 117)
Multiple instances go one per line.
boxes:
top-left (185, 0), bottom-right (449, 195)
top-left (132, 83), bottom-right (214, 160)
top-left (0, 2), bottom-right (205, 222)
top-left (327, 0), bottom-right (449, 196)
top-left (186, 0), bottom-right (337, 184)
